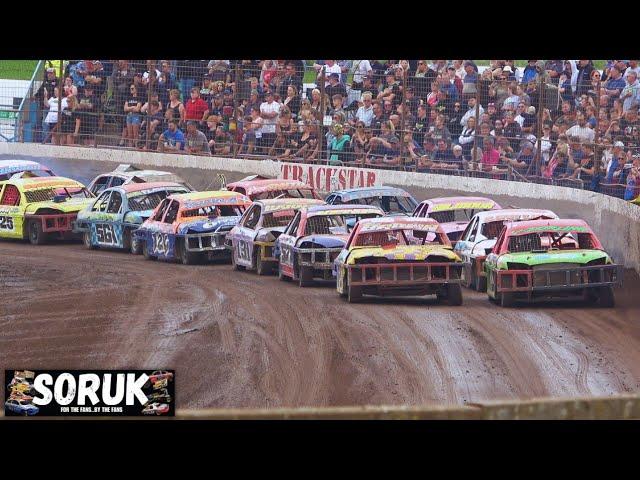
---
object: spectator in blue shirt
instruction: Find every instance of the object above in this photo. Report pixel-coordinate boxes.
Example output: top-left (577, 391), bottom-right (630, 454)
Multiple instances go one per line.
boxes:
top-left (602, 66), bottom-right (626, 108)
top-left (157, 119), bottom-right (185, 152)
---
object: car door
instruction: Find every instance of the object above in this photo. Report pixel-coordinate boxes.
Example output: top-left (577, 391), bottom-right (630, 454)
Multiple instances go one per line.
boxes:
top-left (89, 175), bottom-right (112, 196)
top-left (0, 183), bottom-right (23, 239)
top-left (232, 204), bottom-right (261, 267)
top-left (93, 191), bottom-right (125, 248)
top-left (277, 211), bottom-right (301, 274)
top-left (151, 200), bottom-right (180, 259)
top-left (455, 216), bottom-right (478, 260)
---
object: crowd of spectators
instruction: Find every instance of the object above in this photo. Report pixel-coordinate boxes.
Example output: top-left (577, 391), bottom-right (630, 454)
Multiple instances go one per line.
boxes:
top-left (33, 59), bottom-right (640, 201)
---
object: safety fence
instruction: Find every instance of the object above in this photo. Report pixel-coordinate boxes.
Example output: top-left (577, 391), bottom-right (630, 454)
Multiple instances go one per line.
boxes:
top-left (6, 60), bottom-right (640, 202)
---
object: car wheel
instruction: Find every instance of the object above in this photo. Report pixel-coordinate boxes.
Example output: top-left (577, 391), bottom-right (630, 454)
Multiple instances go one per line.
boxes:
top-left (142, 241), bottom-right (156, 261)
top-left (278, 264), bottom-right (290, 281)
top-left (29, 220), bottom-right (47, 245)
top-left (298, 266), bottom-right (314, 287)
top-left (596, 286), bottom-right (615, 308)
top-left (476, 275), bottom-right (487, 292)
top-left (446, 283), bottom-right (463, 306)
top-left (130, 235), bottom-right (142, 255)
top-left (231, 251), bottom-right (245, 271)
top-left (255, 248), bottom-right (270, 275)
top-left (500, 291), bottom-right (515, 308)
top-left (347, 284), bottom-right (362, 303)
top-left (122, 229), bottom-right (132, 251)
top-left (180, 239), bottom-right (199, 265)
top-left (83, 231), bottom-right (96, 250)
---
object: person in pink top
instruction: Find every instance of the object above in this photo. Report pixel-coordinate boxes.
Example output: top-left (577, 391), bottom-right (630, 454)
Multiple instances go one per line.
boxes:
top-left (481, 136), bottom-right (501, 172)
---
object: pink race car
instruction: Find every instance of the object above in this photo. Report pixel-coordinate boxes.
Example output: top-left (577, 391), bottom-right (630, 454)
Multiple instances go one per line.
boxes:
top-left (412, 196), bottom-right (501, 246)
top-left (226, 177), bottom-right (322, 200)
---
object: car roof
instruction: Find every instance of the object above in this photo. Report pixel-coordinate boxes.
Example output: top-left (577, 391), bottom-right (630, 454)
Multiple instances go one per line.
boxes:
top-left (227, 178), bottom-right (314, 195)
top-left (420, 196), bottom-right (500, 211)
top-left (473, 208), bottom-right (558, 223)
top-left (119, 181), bottom-right (185, 194)
top-left (5, 176), bottom-right (85, 190)
top-left (170, 190), bottom-right (251, 209)
top-left (355, 216), bottom-right (443, 233)
top-left (330, 186), bottom-right (413, 201)
top-left (304, 204), bottom-right (384, 216)
top-left (257, 198), bottom-right (324, 212)
top-left (504, 218), bottom-right (593, 236)
top-left (0, 160), bottom-right (49, 173)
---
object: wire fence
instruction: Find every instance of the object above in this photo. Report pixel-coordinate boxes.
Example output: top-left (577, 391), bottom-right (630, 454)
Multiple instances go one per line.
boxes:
top-left (5, 60), bottom-right (640, 201)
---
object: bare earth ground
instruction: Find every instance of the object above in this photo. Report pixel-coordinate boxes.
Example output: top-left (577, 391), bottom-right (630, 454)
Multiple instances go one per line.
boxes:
top-left (1, 155), bottom-right (639, 409)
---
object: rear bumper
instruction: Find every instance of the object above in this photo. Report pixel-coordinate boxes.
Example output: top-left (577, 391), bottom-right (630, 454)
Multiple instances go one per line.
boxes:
top-left (26, 213), bottom-right (76, 233)
top-left (496, 264), bottom-right (624, 293)
top-left (347, 261), bottom-right (462, 287)
top-left (297, 247), bottom-right (342, 270)
top-left (184, 232), bottom-right (229, 253)
top-left (255, 241), bottom-right (277, 262)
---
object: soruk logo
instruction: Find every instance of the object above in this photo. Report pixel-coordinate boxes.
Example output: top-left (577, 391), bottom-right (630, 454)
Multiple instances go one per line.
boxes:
top-left (4, 370), bottom-right (175, 416)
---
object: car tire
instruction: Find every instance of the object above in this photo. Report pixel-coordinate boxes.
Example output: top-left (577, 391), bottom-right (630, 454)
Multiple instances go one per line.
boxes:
top-left (500, 291), bottom-right (515, 308)
top-left (347, 284), bottom-right (363, 303)
top-left (278, 264), bottom-right (290, 281)
top-left (462, 264), bottom-right (473, 289)
top-left (338, 270), bottom-right (348, 297)
top-left (142, 241), bottom-right (156, 261)
top-left (446, 283), bottom-right (463, 306)
top-left (180, 239), bottom-right (199, 265)
top-left (298, 266), bottom-right (313, 287)
top-left (476, 275), bottom-right (487, 292)
top-left (123, 229), bottom-right (132, 252)
top-left (130, 234), bottom-right (142, 255)
top-left (28, 219), bottom-right (47, 245)
top-left (83, 231), bottom-right (96, 250)
top-left (596, 286), bottom-right (615, 308)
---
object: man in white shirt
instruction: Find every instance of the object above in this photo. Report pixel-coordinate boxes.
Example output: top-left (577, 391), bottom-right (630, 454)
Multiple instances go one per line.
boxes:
top-left (315, 60), bottom-right (342, 87)
top-left (260, 90), bottom-right (281, 153)
top-left (355, 92), bottom-right (374, 126)
top-left (566, 112), bottom-right (595, 143)
top-left (351, 60), bottom-right (373, 87)
top-left (460, 97), bottom-right (484, 128)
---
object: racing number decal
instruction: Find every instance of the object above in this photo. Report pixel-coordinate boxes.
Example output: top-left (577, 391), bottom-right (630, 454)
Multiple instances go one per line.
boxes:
top-left (280, 244), bottom-right (293, 267)
top-left (0, 215), bottom-right (14, 231)
top-left (236, 239), bottom-right (251, 262)
top-left (95, 224), bottom-right (118, 245)
top-left (152, 232), bottom-right (170, 255)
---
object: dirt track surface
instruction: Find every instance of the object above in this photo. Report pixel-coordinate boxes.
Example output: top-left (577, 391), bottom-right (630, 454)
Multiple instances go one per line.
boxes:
top-left (1, 155), bottom-right (640, 409)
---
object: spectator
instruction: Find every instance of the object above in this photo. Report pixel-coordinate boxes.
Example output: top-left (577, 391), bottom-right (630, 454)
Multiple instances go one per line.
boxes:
top-left (351, 120), bottom-right (369, 161)
top-left (184, 121), bottom-right (211, 155)
top-left (370, 101), bottom-right (385, 136)
top-left (445, 66), bottom-right (463, 98)
top-left (368, 120), bottom-right (400, 164)
top-left (491, 119), bottom-right (504, 137)
top-left (624, 155), bottom-right (640, 200)
top-left (504, 140), bottom-right (535, 175)
top-left (601, 66), bottom-right (626, 109)
top-left (282, 85), bottom-right (301, 118)
top-left (461, 61), bottom-right (478, 97)
top-left (184, 87), bottom-right (209, 127)
top-left (481, 137), bottom-right (503, 172)
top-left (292, 120), bottom-right (319, 162)
top-left (566, 111), bottom-right (595, 144)
top-left (123, 84), bottom-right (143, 148)
top-left (432, 139), bottom-right (453, 163)
top-left (315, 60), bottom-right (341, 87)
top-left (111, 60), bottom-right (136, 137)
top-left (620, 71), bottom-right (640, 112)
top-left (157, 119), bottom-right (185, 153)
top-left (60, 95), bottom-right (81, 146)
top-left (458, 116), bottom-right (476, 158)
top-left (42, 86), bottom-right (67, 145)
top-left (412, 104), bottom-right (430, 146)
top-left (503, 110), bottom-right (522, 151)
top-left (329, 94), bottom-right (345, 118)
top-left (138, 100), bottom-right (164, 150)
top-left (460, 97), bottom-right (484, 129)
top-left (269, 106), bottom-right (295, 157)
top-left (259, 90), bottom-right (281, 152)
top-left (544, 60), bottom-right (564, 86)
top-left (351, 60), bottom-right (373, 90)
top-left (429, 114), bottom-right (452, 145)
top-left (165, 88), bottom-right (185, 126)
top-left (63, 77), bottom-right (78, 98)
top-left (355, 92), bottom-right (374, 127)
top-left (328, 123), bottom-right (352, 165)
top-left (279, 62), bottom-right (302, 99)
top-left (378, 70), bottom-right (401, 107)
top-left (77, 85), bottom-right (100, 146)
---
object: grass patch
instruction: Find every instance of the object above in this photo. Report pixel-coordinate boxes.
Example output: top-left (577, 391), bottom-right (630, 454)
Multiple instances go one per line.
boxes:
top-left (0, 60), bottom-right (39, 80)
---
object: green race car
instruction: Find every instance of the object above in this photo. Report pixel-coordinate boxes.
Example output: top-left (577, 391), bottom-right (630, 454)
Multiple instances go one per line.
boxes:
top-left (485, 219), bottom-right (623, 307)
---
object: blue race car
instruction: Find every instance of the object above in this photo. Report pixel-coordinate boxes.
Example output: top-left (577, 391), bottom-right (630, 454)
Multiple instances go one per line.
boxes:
top-left (324, 186), bottom-right (418, 217)
top-left (135, 191), bottom-right (252, 264)
top-left (73, 181), bottom-right (190, 254)
top-left (5, 398), bottom-right (39, 416)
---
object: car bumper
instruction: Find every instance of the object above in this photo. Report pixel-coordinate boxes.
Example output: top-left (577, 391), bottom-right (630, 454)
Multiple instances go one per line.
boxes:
top-left (297, 247), bottom-right (342, 270)
top-left (496, 264), bottom-right (624, 293)
top-left (347, 261), bottom-right (463, 287)
top-left (184, 232), bottom-right (229, 253)
top-left (27, 213), bottom-right (77, 233)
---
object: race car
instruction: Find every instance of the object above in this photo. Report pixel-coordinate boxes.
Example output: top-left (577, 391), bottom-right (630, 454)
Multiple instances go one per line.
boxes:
top-left (325, 186), bottom-right (418, 217)
top-left (454, 209), bottom-right (558, 291)
top-left (227, 198), bottom-right (325, 275)
top-left (73, 182), bottom-right (190, 253)
top-left (142, 402), bottom-right (170, 415)
top-left (276, 204), bottom-right (384, 286)
top-left (5, 398), bottom-right (39, 416)
top-left (8, 392), bottom-right (34, 402)
top-left (87, 164), bottom-right (193, 196)
top-left (226, 177), bottom-right (322, 200)
top-left (333, 217), bottom-right (464, 304)
top-left (0, 160), bottom-right (55, 181)
top-left (412, 196), bottom-right (501, 246)
top-left (485, 219), bottom-right (623, 307)
top-left (135, 191), bottom-right (251, 264)
top-left (0, 176), bottom-right (94, 244)
top-left (145, 388), bottom-right (172, 404)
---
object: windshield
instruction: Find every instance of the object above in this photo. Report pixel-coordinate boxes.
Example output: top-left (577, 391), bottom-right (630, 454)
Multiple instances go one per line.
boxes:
top-left (349, 195), bottom-right (415, 214)
top-left (506, 231), bottom-right (596, 253)
top-left (354, 228), bottom-right (447, 247)
top-left (24, 187), bottom-right (91, 203)
top-left (256, 189), bottom-right (315, 200)
top-left (128, 190), bottom-right (186, 211)
top-left (182, 204), bottom-right (245, 218)
top-left (305, 213), bottom-right (381, 235)
top-left (430, 208), bottom-right (483, 223)
top-left (262, 210), bottom-right (296, 228)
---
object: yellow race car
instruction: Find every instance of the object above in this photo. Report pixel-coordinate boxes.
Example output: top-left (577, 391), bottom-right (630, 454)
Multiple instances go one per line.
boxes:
top-left (0, 176), bottom-right (94, 244)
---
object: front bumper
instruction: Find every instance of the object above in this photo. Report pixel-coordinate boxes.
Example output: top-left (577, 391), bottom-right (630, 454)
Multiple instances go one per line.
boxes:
top-left (496, 264), bottom-right (624, 293)
top-left (184, 232), bottom-right (229, 253)
top-left (348, 261), bottom-right (463, 287)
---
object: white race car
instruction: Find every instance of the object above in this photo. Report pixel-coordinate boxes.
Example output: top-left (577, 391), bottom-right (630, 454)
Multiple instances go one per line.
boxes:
top-left (454, 208), bottom-right (558, 291)
top-left (87, 164), bottom-right (193, 196)
top-left (142, 402), bottom-right (170, 415)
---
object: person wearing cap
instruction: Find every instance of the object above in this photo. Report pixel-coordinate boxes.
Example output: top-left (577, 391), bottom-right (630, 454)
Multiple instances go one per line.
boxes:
top-left (316, 60), bottom-right (341, 87)
top-left (325, 72), bottom-right (347, 102)
top-left (461, 61), bottom-right (478, 97)
top-left (503, 140), bottom-right (535, 175)
top-left (377, 70), bottom-right (401, 106)
top-left (157, 119), bottom-right (185, 153)
top-left (259, 89), bottom-right (281, 153)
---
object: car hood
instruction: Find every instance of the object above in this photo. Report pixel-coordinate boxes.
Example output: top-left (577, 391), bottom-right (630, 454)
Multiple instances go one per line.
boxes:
top-left (177, 216), bottom-right (242, 234)
top-left (299, 234), bottom-right (348, 248)
top-left (440, 221), bottom-right (470, 234)
top-left (122, 209), bottom-right (155, 225)
top-left (497, 249), bottom-right (610, 269)
top-left (25, 198), bottom-right (93, 214)
top-left (346, 245), bottom-right (460, 265)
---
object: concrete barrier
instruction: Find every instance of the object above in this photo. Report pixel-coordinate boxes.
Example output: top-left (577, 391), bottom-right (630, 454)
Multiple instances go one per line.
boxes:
top-left (1, 143), bottom-right (638, 274)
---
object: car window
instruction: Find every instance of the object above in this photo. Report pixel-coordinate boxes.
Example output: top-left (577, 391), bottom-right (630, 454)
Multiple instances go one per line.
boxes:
top-left (467, 218), bottom-right (479, 242)
top-left (0, 184), bottom-right (21, 206)
top-left (110, 176), bottom-right (126, 188)
top-left (152, 199), bottom-right (171, 221)
top-left (91, 176), bottom-right (111, 195)
top-left (243, 205), bottom-right (261, 229)
top-left (286, 211), bottom-right (301, 235)
top-left (163, 200), bottom-right (179, 223)
top-left (92, 191), bottom-right (111, 212)
top-left (106, 192), bottom-right (123, 214)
